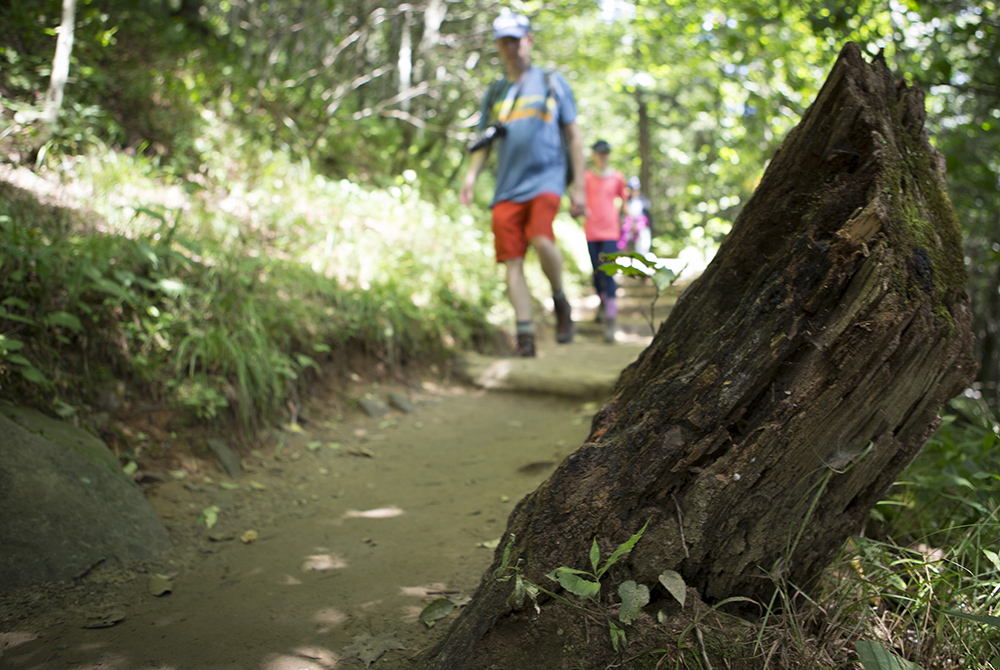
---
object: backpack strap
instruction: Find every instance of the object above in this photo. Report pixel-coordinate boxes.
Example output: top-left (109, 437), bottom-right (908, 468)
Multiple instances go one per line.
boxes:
top-left (543, 69), bottom-right (575, 186)
top-left (482, 76), bottom-right (509, 125)
top-left (543, 70), bottom-right (563, 125)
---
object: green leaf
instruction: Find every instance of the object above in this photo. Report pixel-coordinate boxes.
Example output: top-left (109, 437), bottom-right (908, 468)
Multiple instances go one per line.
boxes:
top-left (198, 505), bottom-right (220, 529)
top-left (589, 538), bottom-right (600, 573)
top-left (598, 261), bottom-right (650, 278)
top-left (597, 519), bottom-right (649, 579)
top-left (855, 640), bottom-right (924, 670)
top-left (295, 353), bottom-right (320, 371)
top-left (91, 278), bottom-right (132, 302)
top-left (418, 598), bottom-right (454, 627)
top-left (495, 534), bottom-right (515, 578)
top-left (157, 278), bottom-right (188, 296)
top-left (0, 336), bottom-right (25, 353)
top-left (123, 461), bottom-right (139, 475)
top-left (511, 573), bottom-right (539, 607)
top-left (546, 567), bottom-right (601, 600)
top-left (0, 311), bottom-right (36, 325)
top-left (2, 297), bottom-right (31, 311)
top-left (53, 400), bottom-right (76, 418)
top-left (609, 620), bottom-right (626, 652)
top-left (652, 268), bottom-right (679, 292)
top-left (942, 609), bottom-right (1000, 629)
top-left (44, 310), bottom-right (83, 333)
top-left (19, 366), bottom-right (48, 384)
top-left (618, 580), bottom-right (650, 623)
top-left (658, 570), bottom-right (687, 607)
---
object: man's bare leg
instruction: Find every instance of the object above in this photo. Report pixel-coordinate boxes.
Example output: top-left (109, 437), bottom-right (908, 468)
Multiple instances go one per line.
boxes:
top-left (530, 235), bottom-right (574, 343)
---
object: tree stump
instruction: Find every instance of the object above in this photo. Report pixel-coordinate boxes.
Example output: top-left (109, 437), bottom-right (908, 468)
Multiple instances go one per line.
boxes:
top-left (419, 42), bottom-right (976, 669)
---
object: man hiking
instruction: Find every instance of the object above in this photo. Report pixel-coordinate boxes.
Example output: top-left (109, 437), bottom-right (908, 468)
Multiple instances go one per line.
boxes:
top-left (459, 11), bottom-right (586, 357)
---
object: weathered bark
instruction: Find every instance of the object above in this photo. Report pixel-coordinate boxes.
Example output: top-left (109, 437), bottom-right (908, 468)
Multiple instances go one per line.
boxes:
top-left (419, 43), bottom-right (977, 669)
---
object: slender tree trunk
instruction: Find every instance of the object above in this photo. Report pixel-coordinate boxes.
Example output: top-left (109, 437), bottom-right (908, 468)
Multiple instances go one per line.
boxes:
top-left (636, 87), bottom-right (651, 192)
top-left (418, 42), bottom-right (976, 670)
top-left (39, 0), bottom-right (77, 131)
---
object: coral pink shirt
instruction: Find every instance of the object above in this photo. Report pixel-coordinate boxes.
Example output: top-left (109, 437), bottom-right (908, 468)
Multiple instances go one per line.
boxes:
top-left (584, 169), bottom-right (626, 242)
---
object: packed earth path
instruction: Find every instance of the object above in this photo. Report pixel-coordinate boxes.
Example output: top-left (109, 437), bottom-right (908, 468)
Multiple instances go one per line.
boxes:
top-left (0, 282), bottom-right (674, 670)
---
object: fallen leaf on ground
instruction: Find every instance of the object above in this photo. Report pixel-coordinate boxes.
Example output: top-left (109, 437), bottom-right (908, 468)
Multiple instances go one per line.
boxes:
top-left (197, 505), bottom-right (220, 529)
top-left (418, 598), bottom-right (454, 627)
top-left (82, 610), bottom-right (126, 628)
top-left (342, 632), bottom-right (406, 667)
top-left (149, 574), bottom-right (174, 596)
top-left (346, 447), bottom-right (376, 458)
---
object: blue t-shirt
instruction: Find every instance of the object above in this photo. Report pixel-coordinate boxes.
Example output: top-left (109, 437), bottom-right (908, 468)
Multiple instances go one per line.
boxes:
top-left (478, 66), bottom-right (577, 206)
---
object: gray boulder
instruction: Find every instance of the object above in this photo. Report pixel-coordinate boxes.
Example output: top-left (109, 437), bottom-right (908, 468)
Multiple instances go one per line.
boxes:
top-left (0, 411), bottom-right (173, 594)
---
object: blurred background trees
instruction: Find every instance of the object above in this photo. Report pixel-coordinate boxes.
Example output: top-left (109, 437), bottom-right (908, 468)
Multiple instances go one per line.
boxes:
top-left (1, 0), bottom-right (997, 410)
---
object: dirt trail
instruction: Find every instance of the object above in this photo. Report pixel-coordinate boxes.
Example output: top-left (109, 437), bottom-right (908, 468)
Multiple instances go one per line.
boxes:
top-left (0, 287), bottom-right (667, 670)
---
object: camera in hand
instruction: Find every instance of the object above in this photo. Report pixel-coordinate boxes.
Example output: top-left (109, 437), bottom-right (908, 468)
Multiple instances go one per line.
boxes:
top-left (467, 123), bottom-right (506, 153)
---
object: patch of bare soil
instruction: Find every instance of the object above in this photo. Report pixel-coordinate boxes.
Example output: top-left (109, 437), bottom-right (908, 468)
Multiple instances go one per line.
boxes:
top-left (0, 378), bottom-right (601, 670)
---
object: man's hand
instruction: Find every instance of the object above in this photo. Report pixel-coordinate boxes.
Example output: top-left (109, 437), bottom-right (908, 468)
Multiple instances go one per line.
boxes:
top-left (563, 122), bottom-right (587, 218)
top-left (460, 150), bottom-right (489, 207)
top-left (460, 180), bottom-right (475, 207)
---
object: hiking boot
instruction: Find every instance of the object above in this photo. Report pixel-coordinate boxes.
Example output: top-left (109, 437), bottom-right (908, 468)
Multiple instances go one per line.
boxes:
top-left (603, 318), bottom-right (617, 344)
top-left (554, 295), bottom-right (575, 344)
top-left (516, 332), bottom-right (536, 358)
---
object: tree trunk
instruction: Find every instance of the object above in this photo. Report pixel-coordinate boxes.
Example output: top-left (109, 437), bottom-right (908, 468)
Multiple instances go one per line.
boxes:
top-left (39, 0), bottom-right (77, 130)
top-left (418, 43), bottom-right (976, 669)
top-left (636, 87), bottom-right (651, 196)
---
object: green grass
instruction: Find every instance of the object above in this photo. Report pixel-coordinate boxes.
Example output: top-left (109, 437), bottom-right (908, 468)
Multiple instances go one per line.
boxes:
top-left (0, 137), bottom-right (507, 439)
top-left (617, 399), bottom-right (1000, 670)
top-left (770, 397), bottom-right (1000, 670)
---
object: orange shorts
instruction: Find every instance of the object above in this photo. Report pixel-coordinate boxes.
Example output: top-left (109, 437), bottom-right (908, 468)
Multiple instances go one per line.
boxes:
top-left (491, 192), bottom-right (561, 263)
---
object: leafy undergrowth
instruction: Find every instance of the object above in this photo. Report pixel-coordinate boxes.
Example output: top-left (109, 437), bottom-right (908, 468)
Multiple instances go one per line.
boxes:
top-left (0, 147), bottom-right (510, 452)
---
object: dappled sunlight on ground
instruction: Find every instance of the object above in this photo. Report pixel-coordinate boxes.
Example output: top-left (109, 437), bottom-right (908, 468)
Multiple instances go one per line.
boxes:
top-left (0, 630), bottom-right (39, 649)
top-left (340, 506), bottom-right (405, 519)
top-left (398, 583), bottom-right (450, 597)
top-left (262, 650), bottom-right (337, 670)
top-left (301, 553), bottom-right (349, 571)
top-left (0, 383), bottom-right (600, 669)
top-left (312, 607), bottom-right (349, 633)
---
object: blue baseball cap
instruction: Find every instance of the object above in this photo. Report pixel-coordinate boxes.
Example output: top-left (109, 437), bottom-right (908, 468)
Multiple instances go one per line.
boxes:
top-left (493, 13), bottom-right (531, 39)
